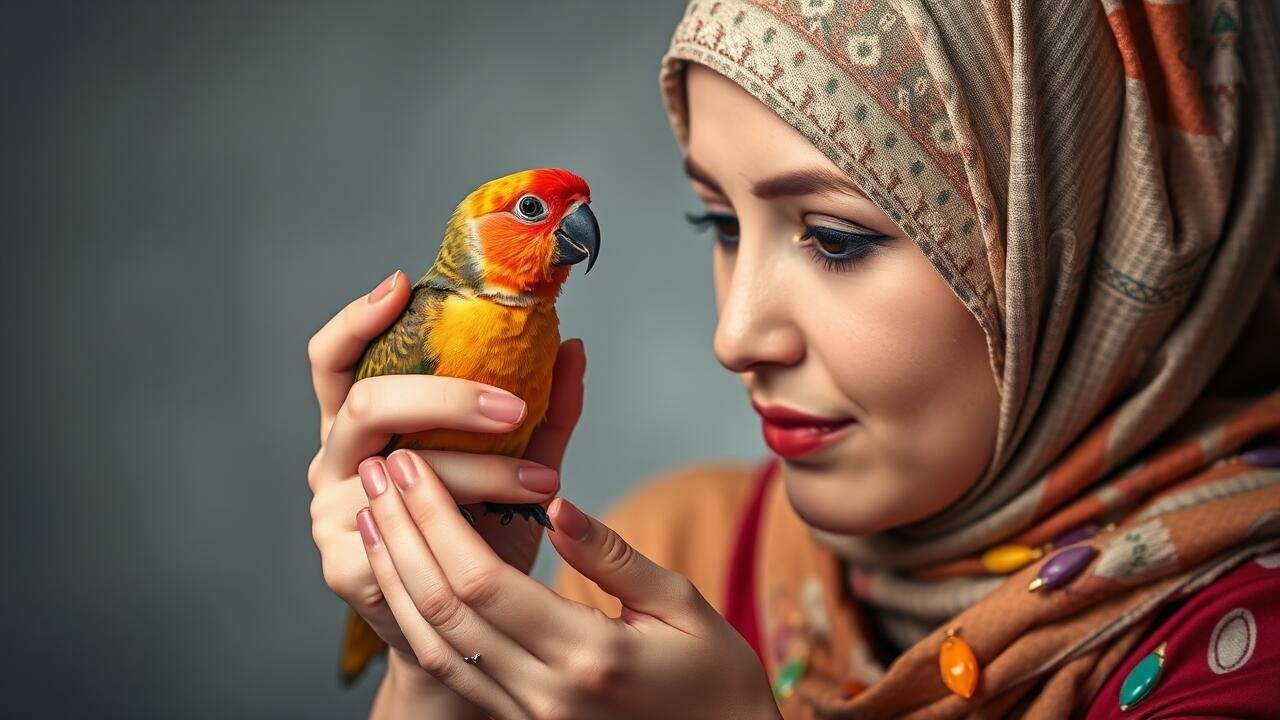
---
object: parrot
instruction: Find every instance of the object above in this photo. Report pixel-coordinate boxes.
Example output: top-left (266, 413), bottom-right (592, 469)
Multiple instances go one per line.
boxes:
top-left (339, 167), bottom-right (600, 685)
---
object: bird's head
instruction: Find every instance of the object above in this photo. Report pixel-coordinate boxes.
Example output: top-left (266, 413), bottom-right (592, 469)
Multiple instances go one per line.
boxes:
top-left (443, 168), bottom-right (600, 303)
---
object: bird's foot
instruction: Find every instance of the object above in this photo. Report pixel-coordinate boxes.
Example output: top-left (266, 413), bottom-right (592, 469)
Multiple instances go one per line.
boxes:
top-left (459, 505), bottom-right (478, 528)
top-left (482, 502), bottom-right (556, 532)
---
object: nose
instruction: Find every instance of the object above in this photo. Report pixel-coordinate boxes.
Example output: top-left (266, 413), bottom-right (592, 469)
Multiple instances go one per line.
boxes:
top-left (713, 236), bottom-right (805, 374)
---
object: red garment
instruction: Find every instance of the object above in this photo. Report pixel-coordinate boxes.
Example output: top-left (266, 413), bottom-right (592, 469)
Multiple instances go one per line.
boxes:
top-left (1082, 554), bottom-right (1280, 718)
top-left (724, 460), bottom-right (1280, 717)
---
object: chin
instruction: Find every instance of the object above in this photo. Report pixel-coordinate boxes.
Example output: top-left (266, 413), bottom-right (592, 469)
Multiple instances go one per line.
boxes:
top-left (779, 461), bottom-right (912, 535)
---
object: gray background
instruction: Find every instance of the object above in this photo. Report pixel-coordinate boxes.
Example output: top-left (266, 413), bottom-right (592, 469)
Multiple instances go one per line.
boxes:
top-left (3, 1), bottom-right (767, 716)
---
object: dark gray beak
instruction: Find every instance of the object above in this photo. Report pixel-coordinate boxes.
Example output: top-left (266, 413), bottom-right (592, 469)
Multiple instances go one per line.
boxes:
top-left (552, 203), bottom-right (600, 275)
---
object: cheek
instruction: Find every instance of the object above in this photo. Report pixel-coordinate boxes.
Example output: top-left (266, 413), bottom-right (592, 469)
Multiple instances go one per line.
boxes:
top-left (817, 249), bottom-right (998, 488)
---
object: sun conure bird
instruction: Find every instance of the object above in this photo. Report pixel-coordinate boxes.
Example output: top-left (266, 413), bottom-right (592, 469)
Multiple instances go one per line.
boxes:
top-left (339, 167), bottom-right (600, 685)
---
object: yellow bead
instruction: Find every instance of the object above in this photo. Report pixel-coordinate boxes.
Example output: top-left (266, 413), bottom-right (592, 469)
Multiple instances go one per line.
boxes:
top-left (981, 544), bottom-right (1044, 574)
top-left (939, 629), bottom-right (980, 699)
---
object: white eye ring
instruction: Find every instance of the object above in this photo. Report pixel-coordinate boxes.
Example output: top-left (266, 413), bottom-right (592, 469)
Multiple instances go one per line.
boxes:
top-left (514, 194), bottom-right (548, 222)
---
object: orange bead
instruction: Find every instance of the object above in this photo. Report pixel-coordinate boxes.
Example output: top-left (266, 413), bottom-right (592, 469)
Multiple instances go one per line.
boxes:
top-left (939, 629), bottom-right (979, 699)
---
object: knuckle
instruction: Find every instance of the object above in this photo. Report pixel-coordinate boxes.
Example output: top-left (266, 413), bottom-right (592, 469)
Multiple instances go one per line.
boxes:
top-left (597, 528), bottom-right (632, 570)
top-left (452, 562), bottom-right (502, 608)
top-left (309, 494), bottom-right (326, 531)
top-left (321, 556), bottom-right (357, 598)
top-left (415, 586), bottom-right (467, 634)
top-left (565, 646), bottom-right (626, 700)
top-left (306, 452), bottom-right (324, 493)
top-left (344, 378), bottom-right (377, 423)
top-left (416, 644), bottom-right (456, 679)
top-left (306, 332), bottom-right (326, 367)
top-left (527, 694), bottom-right (575, 720)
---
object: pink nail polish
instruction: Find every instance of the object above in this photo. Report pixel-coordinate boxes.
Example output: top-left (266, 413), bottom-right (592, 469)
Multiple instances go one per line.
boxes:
top-left (387, 450), bottom-right (418, 492)
top-left (554, 498), bottom-right (590, 541)
top-left (517, 466), bottom-right (559, 494)
top-left (359, 457), bottom-right (388, 498)
top-left (478, 391), bottom-right (527, 424)
top-left (367, 270), bottom-right (399, 303)
top-left (356, 508), bottom-right (382, 549)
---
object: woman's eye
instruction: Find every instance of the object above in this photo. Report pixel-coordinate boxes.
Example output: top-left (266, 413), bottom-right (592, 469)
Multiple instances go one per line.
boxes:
top-left (802, 226), bottom-right (888, 272)
top-left (685, 211), bottom-right (740, 245)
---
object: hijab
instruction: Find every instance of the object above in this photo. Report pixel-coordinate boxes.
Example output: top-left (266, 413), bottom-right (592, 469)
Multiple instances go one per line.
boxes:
top-left (660, 1), bottom-right (1280, 716)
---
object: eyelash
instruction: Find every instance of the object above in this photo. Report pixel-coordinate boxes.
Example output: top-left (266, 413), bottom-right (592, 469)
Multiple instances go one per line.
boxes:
top-left (684, 211), bottom-right (887, 273)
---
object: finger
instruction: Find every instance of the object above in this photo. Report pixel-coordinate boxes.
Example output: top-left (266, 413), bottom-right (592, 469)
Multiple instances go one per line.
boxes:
top-left (547, 496), bottom-right (707, 632)
top-left (521, 338), bottom-right (586, 473)
top-left (318, 374), bottom-right (528, 484)
top-left (356, 508), bottom-right (532, 720)
top-left (411, 449), bottom-right (560, 505)
top-left (312, 448), bottom-right (557, 523)
top-left (384, 449), bottom-right (589, 663)
top-left (359, 456), bottom-right (551, 693)
top-left (308, 269), bottom-right (410, 443)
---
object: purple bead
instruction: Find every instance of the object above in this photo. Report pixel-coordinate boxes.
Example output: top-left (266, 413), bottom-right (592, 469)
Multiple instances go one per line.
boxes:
top-left (1241, 446), bottom-right (1280, 468)
top-left (1031, 545), bottom-right (1097, 592)
top-left (772, 624), bottom-right (799, 663)
top-left (1052, 523), bottom-right (1102, 548)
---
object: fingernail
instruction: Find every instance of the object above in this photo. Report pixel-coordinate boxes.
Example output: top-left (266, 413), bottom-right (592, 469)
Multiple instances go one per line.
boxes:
top-left (359, 457), bottom-right (389, 498)
top-left (517, 466), bottom-right (559, 494)
top-left (478, 391), bottom-right (527, 424)
top-left (356, 508), bottom-right (382, 549)
top-left (553, 498), bottom-right (590, 541)
top-left (387, 450), bottom-right (418, 492)
top-left (367, 270), bottom-right (399, 303)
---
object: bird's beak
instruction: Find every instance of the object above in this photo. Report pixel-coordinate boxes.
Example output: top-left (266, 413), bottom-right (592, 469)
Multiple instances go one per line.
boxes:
top-left (552, 203), bottom-right (600, 275)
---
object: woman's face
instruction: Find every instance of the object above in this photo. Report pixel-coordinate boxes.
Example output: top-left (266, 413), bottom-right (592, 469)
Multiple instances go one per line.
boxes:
top-left (684, 64), bottom-right (1000, 535)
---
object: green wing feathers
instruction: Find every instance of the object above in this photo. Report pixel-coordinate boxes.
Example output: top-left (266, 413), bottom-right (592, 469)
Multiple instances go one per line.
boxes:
top-left (354, 285), bottom-right (440, 382)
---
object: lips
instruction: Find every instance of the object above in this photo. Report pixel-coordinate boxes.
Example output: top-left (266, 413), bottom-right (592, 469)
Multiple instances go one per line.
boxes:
top-left (751, 400), bottom-right (856, 459)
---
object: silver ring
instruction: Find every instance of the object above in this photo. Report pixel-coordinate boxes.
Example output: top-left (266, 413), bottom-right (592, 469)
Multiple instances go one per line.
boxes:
top-left (463, 653), bottom-right (481, 665)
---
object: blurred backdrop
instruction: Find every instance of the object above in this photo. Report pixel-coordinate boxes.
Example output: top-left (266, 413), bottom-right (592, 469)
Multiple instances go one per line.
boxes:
top-left (2, 1), bottom-right (768, 716)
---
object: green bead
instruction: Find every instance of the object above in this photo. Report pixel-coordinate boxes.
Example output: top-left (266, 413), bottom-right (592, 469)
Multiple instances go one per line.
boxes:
top-left (1119, 642), bottom-right (1166, 711)
top-left (773, 656), bottom-right (808, 701)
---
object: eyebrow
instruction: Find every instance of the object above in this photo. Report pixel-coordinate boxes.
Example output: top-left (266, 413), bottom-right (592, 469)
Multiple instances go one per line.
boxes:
top-left (683, 157), bottom-right (726, 196)
top-left (683, 157), bottom-right (865, 200)
top-left (751, 168), bottom-right (866, 199)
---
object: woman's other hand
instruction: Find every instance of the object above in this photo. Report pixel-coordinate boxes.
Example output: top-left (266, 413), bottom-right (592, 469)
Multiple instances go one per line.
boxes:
top-left (357, 449), bottom-right (783, 720)
top-left (306, 269), bottom-right (588, 658)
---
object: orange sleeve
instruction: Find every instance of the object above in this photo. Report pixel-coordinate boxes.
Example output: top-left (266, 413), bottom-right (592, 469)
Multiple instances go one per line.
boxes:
top-left (549, 461), bottom-right (761, 618)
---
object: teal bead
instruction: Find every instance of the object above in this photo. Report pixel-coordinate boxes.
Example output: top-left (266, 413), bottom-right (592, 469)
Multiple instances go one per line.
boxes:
top-left (773, 656), bottom-right (808, 701)
top-left (1119, 642), bottom-right (1166, 711)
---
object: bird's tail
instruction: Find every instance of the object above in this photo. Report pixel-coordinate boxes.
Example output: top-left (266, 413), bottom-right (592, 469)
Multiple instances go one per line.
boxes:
top-left (339, 608), bottom-right (387, 686)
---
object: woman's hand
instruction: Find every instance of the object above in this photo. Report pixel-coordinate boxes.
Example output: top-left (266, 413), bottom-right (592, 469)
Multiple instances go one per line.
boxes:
top-left (307, 269), bottom-right (588, 658)
top-left (356, 448), bottom-right (783, 720)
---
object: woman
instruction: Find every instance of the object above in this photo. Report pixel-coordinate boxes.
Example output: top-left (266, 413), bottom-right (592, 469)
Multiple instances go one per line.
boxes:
top-left (307, 1), bottom-right (1280, 717)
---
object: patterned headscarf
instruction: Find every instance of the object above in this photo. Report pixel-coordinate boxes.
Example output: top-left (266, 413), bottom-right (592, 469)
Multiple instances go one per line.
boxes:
top-left (660, 1), bottom-right (1280, 717)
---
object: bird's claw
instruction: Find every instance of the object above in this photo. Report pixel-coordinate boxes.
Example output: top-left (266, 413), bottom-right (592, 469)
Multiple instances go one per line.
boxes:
top-left (482, 502), bottom-right (556, 532)
top-left (459, 505), bottom-right (478, 528)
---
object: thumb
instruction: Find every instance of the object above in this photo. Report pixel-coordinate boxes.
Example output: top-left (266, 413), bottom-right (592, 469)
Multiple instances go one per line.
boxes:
top-left (521, 338), bottom-right (586, 472)
top-left (547, 496), bottom-right (704, 626)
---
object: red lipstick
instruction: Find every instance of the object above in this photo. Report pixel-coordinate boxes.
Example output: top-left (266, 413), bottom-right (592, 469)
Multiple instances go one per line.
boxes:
top-left (751, 400), bottom-right (856, 459)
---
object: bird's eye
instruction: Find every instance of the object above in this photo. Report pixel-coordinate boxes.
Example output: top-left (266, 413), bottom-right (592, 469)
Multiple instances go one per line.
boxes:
top-left (515, 195), bottom-right (548, 222)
